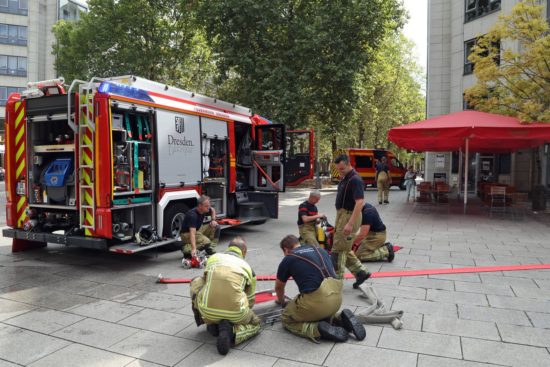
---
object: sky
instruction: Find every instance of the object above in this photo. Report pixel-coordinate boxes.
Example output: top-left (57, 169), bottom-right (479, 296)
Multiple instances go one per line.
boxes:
top-left (402, 0), bottom-right (428, 71)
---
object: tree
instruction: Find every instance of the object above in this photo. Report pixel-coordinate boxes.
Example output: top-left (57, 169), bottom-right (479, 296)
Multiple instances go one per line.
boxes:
top-left (198, 0), bottom-right (405, 149)
top-left (53, 0), bottom-right (216, 93)
top-left (464, 0), bottom-right (550, 122)
top-left (350, 33), bottom-right (425, 151)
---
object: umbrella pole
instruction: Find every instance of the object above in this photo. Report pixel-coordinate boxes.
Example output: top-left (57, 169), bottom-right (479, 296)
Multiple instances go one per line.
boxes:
top-left (464, 139), bottom-right (469, 212)
top-left (457, 147), bottom-right (463, 199)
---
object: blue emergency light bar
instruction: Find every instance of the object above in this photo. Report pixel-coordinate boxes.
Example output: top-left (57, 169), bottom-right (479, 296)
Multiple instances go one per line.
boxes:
top-left (98, 81), bottom-right (154, 102)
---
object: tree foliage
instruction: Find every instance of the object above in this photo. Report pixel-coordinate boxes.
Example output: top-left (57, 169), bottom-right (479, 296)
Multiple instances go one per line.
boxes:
top-left (464, 0), bottom-right (550, 122)
top-left (53, 0), bottom-right (216, 93)
top-left (197, 0), bottom-right (405, 146)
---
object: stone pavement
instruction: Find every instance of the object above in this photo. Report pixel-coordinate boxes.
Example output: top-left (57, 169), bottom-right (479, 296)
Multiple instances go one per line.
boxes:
top-left (1, 187), bottom-right (550, 366)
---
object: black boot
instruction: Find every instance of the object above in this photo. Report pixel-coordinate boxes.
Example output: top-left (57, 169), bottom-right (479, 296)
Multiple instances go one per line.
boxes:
top-left (207, 323), bottom-right (219, 337)
top-left (386, 242), bottom-right (395, 263)
top-left (352, 270), bottom-right (371, 289)
top-left (340, 309), bottom-right (366, 341)
top-left (204, 246), bottom-right (216, 256)
top-left (217, 319), bottom-right (234, 355)
top-left (318, 321), bottom-right (348, 342)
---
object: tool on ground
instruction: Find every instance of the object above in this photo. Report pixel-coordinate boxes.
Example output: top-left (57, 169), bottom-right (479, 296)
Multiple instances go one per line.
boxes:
top-left (181, 250), bottom-right (207, 269)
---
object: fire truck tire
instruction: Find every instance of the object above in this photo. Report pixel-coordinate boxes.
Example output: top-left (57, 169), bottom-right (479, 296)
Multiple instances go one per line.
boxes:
top-left (162, 203), bottom-right (189, 251)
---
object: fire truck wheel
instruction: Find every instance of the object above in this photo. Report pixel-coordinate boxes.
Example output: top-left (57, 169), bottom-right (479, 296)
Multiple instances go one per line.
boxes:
top-left (163, 203), bottom-right (189, 239)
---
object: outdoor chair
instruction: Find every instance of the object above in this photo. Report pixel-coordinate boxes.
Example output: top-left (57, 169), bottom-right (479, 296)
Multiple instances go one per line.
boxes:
top-left (489, 186), bottom-right (507, 217)
top-left (414, 182), bottom-right (433, 212)
top-left (434, 183), bottom-right (451, 213)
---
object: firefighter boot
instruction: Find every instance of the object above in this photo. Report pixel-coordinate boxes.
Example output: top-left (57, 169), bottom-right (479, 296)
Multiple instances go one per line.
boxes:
top-left (217, 319), bottom-right (234, 355)
top-left (206, 323), bottom-right (219, 337)
top-left (318, 321), bottom-right (349, 342)
top-left (340, 309), bottom-right (366, 341)
top-left (386, 242), bottom-right (395, 263)
top-left (352, 270), bottom-right (371, 289)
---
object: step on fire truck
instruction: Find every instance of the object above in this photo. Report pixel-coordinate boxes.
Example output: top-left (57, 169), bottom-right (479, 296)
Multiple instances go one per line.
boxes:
top-left (3, 76), bottom-right (314, 254)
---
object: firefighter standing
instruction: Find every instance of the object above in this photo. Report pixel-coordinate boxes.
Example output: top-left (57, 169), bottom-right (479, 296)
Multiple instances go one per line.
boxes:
top-left (332, 154), bottom-right (371, 288)
top-left (275, 235), bottom-right (366, 342)
top-left (298, 190), bottom-right (326, 247)
top-left (190, 237), bottom-right (260, 355)
top-left (352, 203), bottom-right (395, 262)
top-left (376, 156), bottom-right (390, 204)
top-left (180, 195), bottom-right (220, 258)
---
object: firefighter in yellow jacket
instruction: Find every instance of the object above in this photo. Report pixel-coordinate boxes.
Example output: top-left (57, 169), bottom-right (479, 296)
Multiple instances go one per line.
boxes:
top-left (189, 237), bottom-right (260, 355)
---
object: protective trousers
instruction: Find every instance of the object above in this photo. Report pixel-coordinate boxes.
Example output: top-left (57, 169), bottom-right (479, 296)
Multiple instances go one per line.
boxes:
top-left (190, 277), bottom-right (261, 345)
top-left (298, 224), bottom-right (319, 247)
top-left (333, 209), bottom-right (367, 279)
top-left (377, 171), bottom-right (390, 203)
top-left (282, 277), bottom-right (343, 341)
top-left (355, 230), bottom-right (389, 262)
top-left (181, 224), bottom-right (218, 255)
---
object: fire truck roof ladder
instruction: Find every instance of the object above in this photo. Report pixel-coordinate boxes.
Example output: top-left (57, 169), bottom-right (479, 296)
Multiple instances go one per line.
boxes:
top-left (108, 76), bottom-right (253, 117)
top-left (77, 78), bottom-right (103, 234)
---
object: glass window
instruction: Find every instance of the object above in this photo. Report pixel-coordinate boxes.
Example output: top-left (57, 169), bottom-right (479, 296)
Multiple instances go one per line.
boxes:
top-left (8, 24), bottom-right (17, 39)
top-left (354, 156), bottom-right (373, 169)
top-left (0, 55), bottom-right (7, 73)
top-left (465, 0), bottom-right (501, 22)
top-left (18, 0), bottom-right (27, 10)
top-left (0, 86), bottom-right (6, 100)
top-left (18, 25), bottom-right (26, 40)
top-left (0, 24), bottom-right (7, 38)
top-left (464, 39), bottom-right (476, 75)
top-left (0, 0), bottom-right (7, 7)
top-left (497, 153), bottom-right (511, 175)
top-left (18, 56), bottom-right (26, 72)
top-left (7, 56), bottom-right (17, 71)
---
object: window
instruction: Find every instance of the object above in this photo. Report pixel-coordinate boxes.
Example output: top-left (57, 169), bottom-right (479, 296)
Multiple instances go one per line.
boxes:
top-left (0, 55), bottom-right (27, 77)
top-left (497, 153), bottom-right (511, 175)
top-left (354, 156), bottom-right (373, 169)
top-left (465, 0), bottom-right (501, 22)
top-left (0, 24), bottom-right (28, 45)
top-left (391, 157), bottom-right (403, 169)
top-left (0, 24), bottom-right (7, 39)
top-left (0, 0), bottom-right (28, 15)
top-left (464, 37), bottom-right (500, 75)
top-left (0, 86), bottom-right (25, 106)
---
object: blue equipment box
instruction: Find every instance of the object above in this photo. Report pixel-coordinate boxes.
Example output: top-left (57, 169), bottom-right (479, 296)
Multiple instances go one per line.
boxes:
top-left (44, 158), bottom-right (73, 187)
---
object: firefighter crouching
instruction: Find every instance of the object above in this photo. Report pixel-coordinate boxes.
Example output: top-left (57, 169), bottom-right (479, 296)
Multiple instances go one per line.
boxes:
top-left (275, 235), bottom-right (366, 342)
top-left (352, 203), bottom-right (395, 262)
top-left (190, 237), bottom-right (261, 355)
top-left (298, 190), bottom-right (326, 247)
top-left (180, 195), bottom-right (220, 258)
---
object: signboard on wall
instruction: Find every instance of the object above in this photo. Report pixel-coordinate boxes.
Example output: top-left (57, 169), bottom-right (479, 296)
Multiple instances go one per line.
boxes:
top-left (435, 154), bottom-right (445, 168)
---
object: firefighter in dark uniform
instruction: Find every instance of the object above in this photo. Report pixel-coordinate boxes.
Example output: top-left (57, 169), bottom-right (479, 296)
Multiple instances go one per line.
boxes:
top-left (352, 203), bottom-right (395, 262)
top-left (275, 235), bottom-right (366, 342)
top-left (298, 190), bottom-right (325, 246)
top-left (332, 154), bottom-right (370, 288)
top-left (180, 195), bottom-right (220, 258)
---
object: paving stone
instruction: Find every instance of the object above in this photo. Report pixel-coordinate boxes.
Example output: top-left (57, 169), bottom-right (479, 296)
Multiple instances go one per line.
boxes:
top-left (125, 360), bottom-right (165, 367)
top-left (418, 354), bottom-right (505, 367)
top-left (362, 284), bottom-right (426, 300)
top-left (272, 360), bottom-right (320, 367)
top-left (175, 322), bottom-right (217, 345)
top-left (52, 318), bottom-right (139, 349)
top-left (378, 328), bottom-right (461, 358)
top-left (243, 329), bottom-right (333, 365)
top-left (324, 343), bottom-right (417, 367)
top-left (399, 277), bottom-right (455, 291)
top-left (426, 289), bottom-right (488, 306)
top-left (27, 344), bottom-right (134, 367)
top-left (391, 298), bottom-right (457, 317)
top-left (527, 311), bottom-right (550, 329)
top-left (480, 274), bottom-right (538, 288)
top-left (118, 308), bottom-right (195, 335)
top-left (454, 282), bottom-right (514, 296)
top-left (422, 315), bottom-right (500, 340)
top-left (0, 324), bottom-right (69, 365)
top-left (109, 330), bottom-right (201, 366)
top-left (498, 323), bottom-right (550, 347)
top-left (0, 359), bottom-right (20, 367)
top-left (126, 292), bottom-right (190, 314)
top-left (3, 308), bottom-right (84, 334)
top-left (511, 285), bottom-right (550, 300)
top-left (0, 298), bottom-right (34, 321)
top-left (175, 343), bottom-right (277, 367)
top-left (458, 304), bottom-right (531, 326)
top-left (534, 279), bottom-right (550, 289)
top-left (79, 283), bottom-right (144, 303)
top-left (487, 294), bottom-right (550, 313)
top-left (69, 299), bottom-right (143, 322)
top-left (47, 278), bottom-right (102, 294)
top-left (428, 272), bottom-right (481, 283)
top-left (0, 286), bottom-right (95, 311)
top-left (462, 337), bottom-right (550, 367)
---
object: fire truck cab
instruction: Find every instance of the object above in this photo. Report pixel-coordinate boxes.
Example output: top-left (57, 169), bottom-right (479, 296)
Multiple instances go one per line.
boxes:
top-left (3, 76), bottom-right (313, 254)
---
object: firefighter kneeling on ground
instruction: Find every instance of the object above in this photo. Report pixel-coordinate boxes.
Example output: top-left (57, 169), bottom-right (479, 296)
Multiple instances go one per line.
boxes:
top-left (352, 202), bottom-right (395, 263)
top-left (297, 190), bottom-right (326, 247)
top-left (190, 237), bottom-right (261, 355)
top-left (180, 195), bottom-right (220, 259)
top-left (275, 235), bottom-right (366, 342)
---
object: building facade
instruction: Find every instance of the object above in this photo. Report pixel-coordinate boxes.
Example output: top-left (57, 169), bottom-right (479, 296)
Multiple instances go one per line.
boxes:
top-left (426, 0), bottom-right (550, 193)
top-left (0, 0), bottom-right (87, 166)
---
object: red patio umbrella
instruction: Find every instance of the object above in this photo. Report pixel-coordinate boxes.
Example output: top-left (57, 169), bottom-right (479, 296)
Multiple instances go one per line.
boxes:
top-left (388, 110), bottom-right (550, 205)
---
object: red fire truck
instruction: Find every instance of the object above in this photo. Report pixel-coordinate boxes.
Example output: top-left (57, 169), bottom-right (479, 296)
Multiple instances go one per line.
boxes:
top-left (3, 76), bottom-right (313, 254)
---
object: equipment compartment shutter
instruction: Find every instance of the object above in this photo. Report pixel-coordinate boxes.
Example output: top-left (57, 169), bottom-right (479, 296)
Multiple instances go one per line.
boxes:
top-left (201, 117), bottom-right (228, 139)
